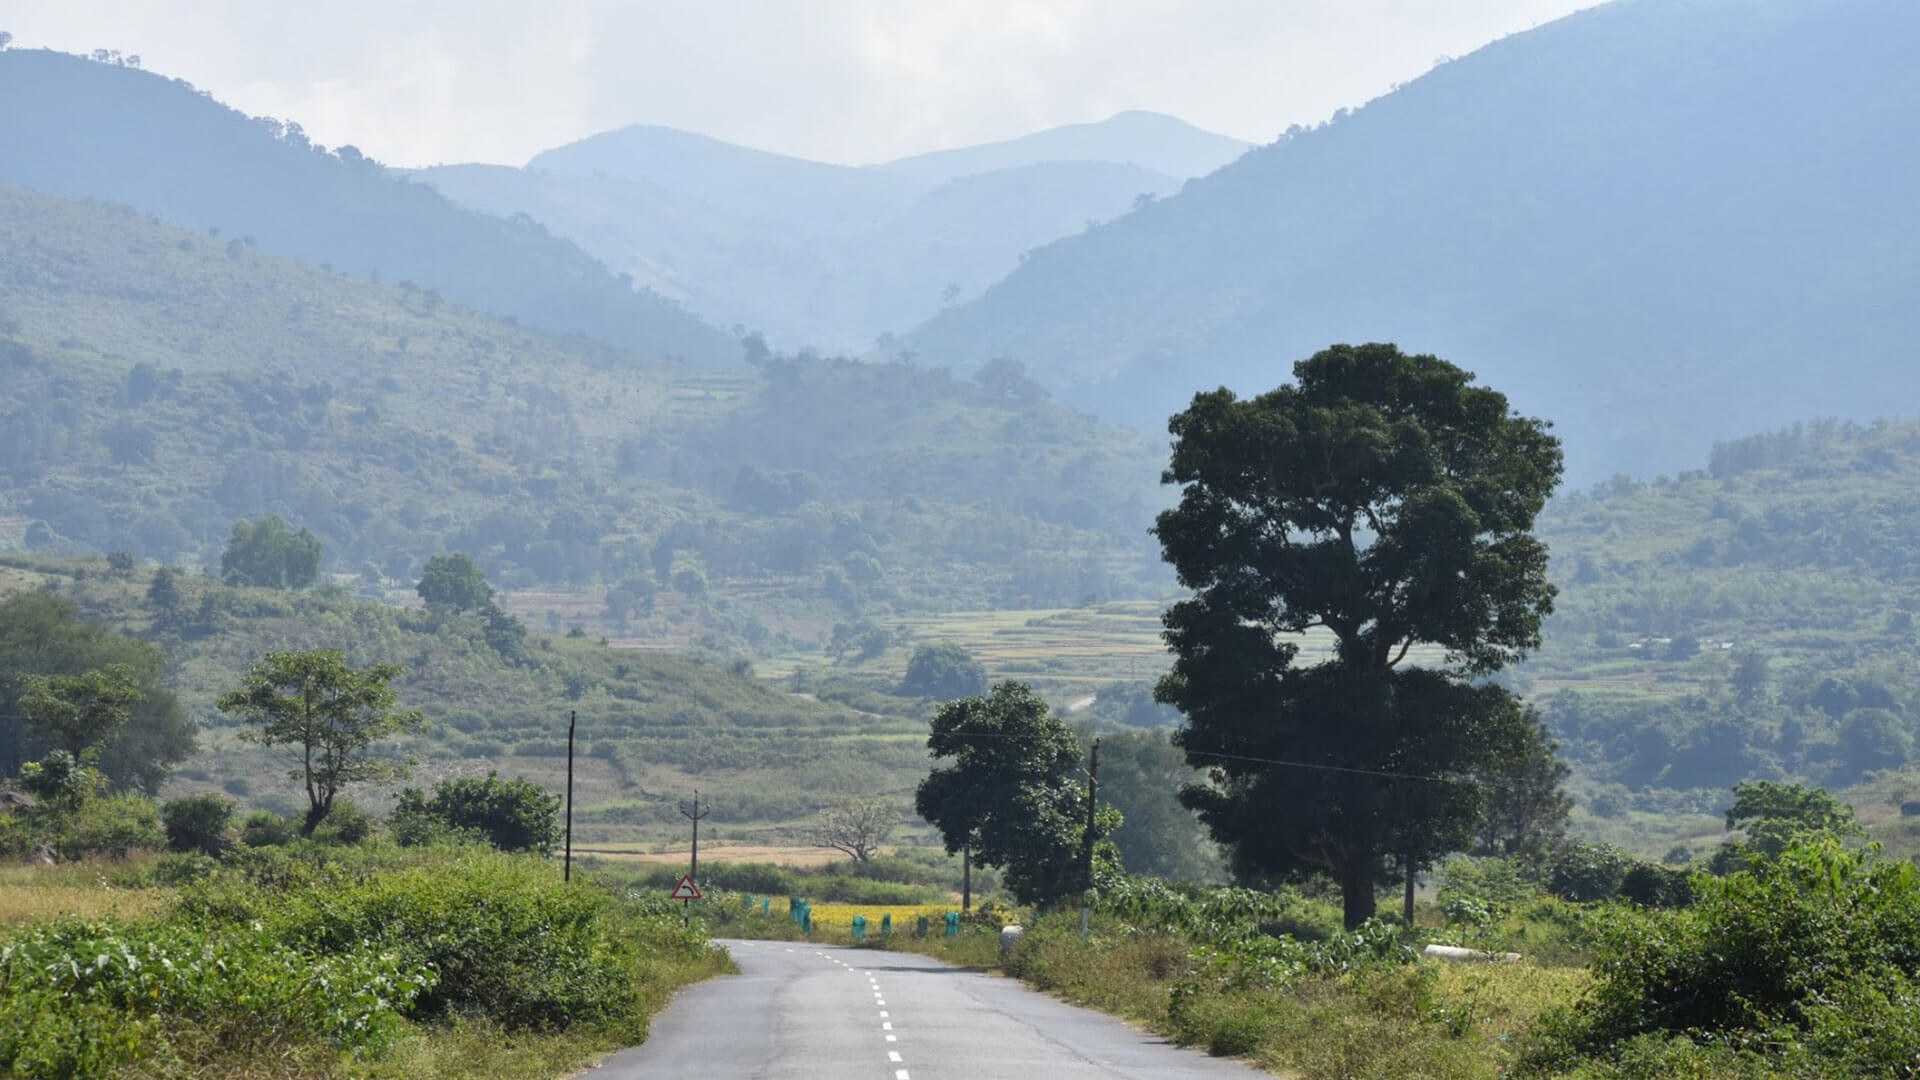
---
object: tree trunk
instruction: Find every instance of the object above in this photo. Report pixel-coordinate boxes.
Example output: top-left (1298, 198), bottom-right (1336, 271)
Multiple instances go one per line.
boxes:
top-left (1403, 853), bottom-right (1416, 925)
top-left (1341, 846), bottom-right (1378, 929)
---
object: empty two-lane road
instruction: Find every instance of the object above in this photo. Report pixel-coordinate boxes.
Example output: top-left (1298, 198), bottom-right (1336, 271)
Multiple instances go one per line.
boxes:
top-left (584, 939), bottom-right (1270, 1080)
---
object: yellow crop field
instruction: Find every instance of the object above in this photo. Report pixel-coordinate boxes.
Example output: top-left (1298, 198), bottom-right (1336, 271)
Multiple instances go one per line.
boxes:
top-left (803, 902), bottom-right (959, 930)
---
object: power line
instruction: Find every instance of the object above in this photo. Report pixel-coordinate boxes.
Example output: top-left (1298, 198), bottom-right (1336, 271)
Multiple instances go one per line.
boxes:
top-left (933, 727), bottom-right (1471, 785)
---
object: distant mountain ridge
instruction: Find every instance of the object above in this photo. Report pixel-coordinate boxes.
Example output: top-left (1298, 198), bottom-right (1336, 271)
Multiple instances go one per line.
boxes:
top-left (902, 0), bottom-right (1920, 482)
top-left (0, 47), bottom-right (739, 366)
top-left (871, 110), bottom-right (1250, 184)
top-left (420, 112), bottom-right (1243, 352)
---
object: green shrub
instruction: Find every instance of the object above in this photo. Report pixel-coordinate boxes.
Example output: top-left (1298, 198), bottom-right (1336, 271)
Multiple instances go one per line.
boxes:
top-left (239, 809), bottom-right (296, 847)
top-left (270, 852), bottom-right (692, 1030)
top-left (310, 797), bottom-right (377, 845)
top-left (160, 793), bottom-right (233, 855)
top-left (0, 918), bottom-right (432, 1077)
top-left (58, 792), bottom-right (164, 859)
top-left (391, 772), bottom-right (560, 854)
top-left (1523, 840), bottom-right (1920, 1072)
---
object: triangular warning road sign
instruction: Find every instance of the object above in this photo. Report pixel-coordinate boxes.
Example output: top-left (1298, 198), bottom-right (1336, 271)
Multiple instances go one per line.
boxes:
top-left (669, 874), bottom-right (703, 901)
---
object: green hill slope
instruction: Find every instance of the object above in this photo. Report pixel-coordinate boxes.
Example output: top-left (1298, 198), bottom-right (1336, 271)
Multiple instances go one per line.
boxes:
top-left (0, 47), bottom-right (737, 365)
top-left (1525, 418), bottom-right (1920, 842)
top-left (906, 0), bottom-right (1920, 483)
top-left (0, 183), bottom-right (1168, 651)
top-left (0, 553), bottom-right (927, 843)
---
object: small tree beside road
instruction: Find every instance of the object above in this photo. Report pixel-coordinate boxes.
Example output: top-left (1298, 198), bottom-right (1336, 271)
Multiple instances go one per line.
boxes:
top-left (217, 650), bottom-right (422, 833)
top-left (807, 796), bottom-right (898, 862)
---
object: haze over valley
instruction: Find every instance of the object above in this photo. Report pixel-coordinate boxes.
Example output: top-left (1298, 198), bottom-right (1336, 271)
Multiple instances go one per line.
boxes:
top-left (4, 4), bottom-right (1920, 1077)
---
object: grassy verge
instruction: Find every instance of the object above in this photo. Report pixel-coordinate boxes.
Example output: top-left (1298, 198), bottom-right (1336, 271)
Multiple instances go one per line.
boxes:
top-left (708, 882), bottom-right (1592, 1080)
top-left (0, 844), bottom-right (732, 1080)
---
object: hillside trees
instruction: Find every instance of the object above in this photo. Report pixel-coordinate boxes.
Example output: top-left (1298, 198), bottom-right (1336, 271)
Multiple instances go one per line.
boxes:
top-left (220, 514), bottom-right (321, 589)
top-left (1154, 344), bottom-right (1563, 927)
top-left (217, 649), bottom-right (422, 832)
top-left (915, 681), bottom-right (1119, 906)
top-left (416, 552), bottom-right (492, 614)
top-left (0, 591), bottom-right (192, 791)
top-left (807, 796), bottom-right (898, 862)
top-left (901, 643), bottom-right (987, 701)
top-left (18, 664), bottom-right (141, 759)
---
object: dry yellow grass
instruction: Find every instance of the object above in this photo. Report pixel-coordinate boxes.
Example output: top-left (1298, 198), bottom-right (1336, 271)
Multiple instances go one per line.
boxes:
top-left (0, 866), bottom-right (168, 925)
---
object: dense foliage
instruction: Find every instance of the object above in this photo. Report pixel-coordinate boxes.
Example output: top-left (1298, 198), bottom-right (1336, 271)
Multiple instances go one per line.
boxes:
top-left (0, 847), bottom-right (725, 1078)
top-left (1525, 840), bottom-right (1920, 1077)
top-left (916, 681), bottom-right (1118, 906)
top-left (1156, 345), bottom-right (1562, 925)
top-left (392, 772), bottom-right (562, 854)
top-left (0, 590), bottom-right (191, 790)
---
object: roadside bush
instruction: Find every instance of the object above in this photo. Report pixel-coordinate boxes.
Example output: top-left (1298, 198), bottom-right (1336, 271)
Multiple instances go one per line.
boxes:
top-left (58, 792), bottom-right (164, 859)
top-left (1522, 840), bottom-right (1920, 1073)
top-left (391, 772), bottom-right (560, 854)
top-left (161, 793), bottom-right (233, 855)
top-left (270, 852), bottom-right (694, 1030)
top-left (0, 918), bottom-right (433, 1077)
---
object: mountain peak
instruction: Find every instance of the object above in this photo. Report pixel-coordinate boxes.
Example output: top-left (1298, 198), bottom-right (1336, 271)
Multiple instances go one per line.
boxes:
top-left (873, 112), bottom-right (1250, 185)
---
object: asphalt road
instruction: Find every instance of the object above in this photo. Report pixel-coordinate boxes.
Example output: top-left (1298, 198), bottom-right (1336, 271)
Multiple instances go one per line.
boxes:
top-left (583, 938), bottom-right (1272, 1080)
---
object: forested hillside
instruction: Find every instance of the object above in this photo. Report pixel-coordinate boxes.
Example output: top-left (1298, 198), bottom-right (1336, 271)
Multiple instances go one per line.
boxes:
top-left (1527, 418), bottom-right (1920, 841)
top-left (0, 183), bottom-right (1168, 654)
top-left (0, 553), bottom-right (927, 840)
top-left (0, 47), bottom-right (738, 365)
top-left (906, 0), bottom-right (1920, 482)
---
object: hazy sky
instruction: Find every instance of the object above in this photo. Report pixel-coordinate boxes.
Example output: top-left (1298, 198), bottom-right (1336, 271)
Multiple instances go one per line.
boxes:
top-left (0, 1), bottom-right (1598, 168)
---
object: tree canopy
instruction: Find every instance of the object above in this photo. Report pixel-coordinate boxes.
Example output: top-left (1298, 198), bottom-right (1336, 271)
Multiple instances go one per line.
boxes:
top-left (220, 514), bottom-right (321, 589)
top-left (0, 591), bottom-right (192, 792)
top-left (914, 681), bottom-right (1117, 906)
top-left (19, 663), bottom-right (142, 759)
top-left (806, 796), bottom-right (898, 862)
top-left (392, 772), bottom-right (560, 854)
top-left (216, 649), bottom-right (422, 832)
top-left (901, 643), bottom-right (988, 702)
top-left (1154, 343), bottom-right (1563, 926)
top-left (416, 552), bottom-right (493, 614)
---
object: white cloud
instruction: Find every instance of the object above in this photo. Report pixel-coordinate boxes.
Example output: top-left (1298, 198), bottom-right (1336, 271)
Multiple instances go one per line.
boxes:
top-left (0, 0), bottom-right (1597, 167)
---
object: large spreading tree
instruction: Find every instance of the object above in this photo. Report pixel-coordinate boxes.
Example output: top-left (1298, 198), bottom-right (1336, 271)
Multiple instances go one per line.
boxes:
top-left (217, 649), bottom-right (422, 833)
top-left (1153, 343), bottom-right (1563, 927)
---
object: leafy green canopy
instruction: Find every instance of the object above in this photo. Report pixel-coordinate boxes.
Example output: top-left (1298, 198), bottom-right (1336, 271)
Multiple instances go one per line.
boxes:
top-left (0, 591), bottom-right (192, 791)
top-left (900, 642), bottom-right (988, 702)
top-left (415, 552), bottom-right (493, 614)
top-left (392, 772), bottom-right (561, 855)
top-left (1154, 343), bottom-right (1563, 927)
top-left (216, 649), bottom-right (422, 832)
top-left (219, 514), bottom-right (321, 589)
top-left (915, 681), bottom-right (1117, 906)
top-left (18, 663), bottom-right (141, 759)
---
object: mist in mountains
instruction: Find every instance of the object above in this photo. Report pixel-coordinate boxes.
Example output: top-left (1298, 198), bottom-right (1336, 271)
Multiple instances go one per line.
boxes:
top-left (0, 47), bottom-right (739, 366)
top-left (416, 113), bottom-right (1247, 353)
top-left (907, 0), bottom-right (1920, 483)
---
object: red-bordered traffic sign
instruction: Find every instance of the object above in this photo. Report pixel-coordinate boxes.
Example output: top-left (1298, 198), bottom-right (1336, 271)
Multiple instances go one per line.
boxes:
top-left (669, 874), bottom-right (703, 901)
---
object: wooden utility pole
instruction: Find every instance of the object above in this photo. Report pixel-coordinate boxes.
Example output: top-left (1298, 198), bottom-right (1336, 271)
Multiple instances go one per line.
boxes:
top-left (680, 790), bottom-right (711, 885)
top-left (962, 843), bottom-right (971, 913)
top-left (1080, 738), bottom-right (1100, 936)
top-left (564, 710), bottom-right (575, 882)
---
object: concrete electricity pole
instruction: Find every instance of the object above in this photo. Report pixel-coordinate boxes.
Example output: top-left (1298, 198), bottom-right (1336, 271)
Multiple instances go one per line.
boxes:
top-left (680, 790), bottom-right (711, 885)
